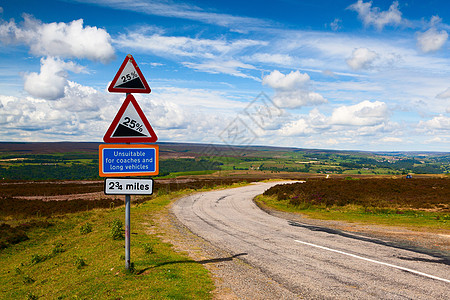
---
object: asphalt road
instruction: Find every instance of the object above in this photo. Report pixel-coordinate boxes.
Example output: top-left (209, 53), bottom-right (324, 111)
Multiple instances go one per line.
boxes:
top-left (172, 181), bottom-right (450, 299)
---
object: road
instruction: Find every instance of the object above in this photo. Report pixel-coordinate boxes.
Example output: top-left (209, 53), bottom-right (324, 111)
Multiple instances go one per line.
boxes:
top-left (172, 181), bottom-right (450, 299)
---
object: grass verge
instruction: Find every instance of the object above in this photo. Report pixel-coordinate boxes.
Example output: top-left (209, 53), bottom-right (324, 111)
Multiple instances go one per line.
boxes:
top-left (255, 194), bottom-right (450, 233)
top-left (0, 190), bottom-right (214, 299)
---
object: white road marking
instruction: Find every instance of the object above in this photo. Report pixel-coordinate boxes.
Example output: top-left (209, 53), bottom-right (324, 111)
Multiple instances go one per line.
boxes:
top-left (294, 239), bottom-right (450, 284)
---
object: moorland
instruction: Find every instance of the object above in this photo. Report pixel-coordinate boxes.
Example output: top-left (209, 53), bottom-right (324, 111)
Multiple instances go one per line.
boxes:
top-left (0, 141), bottom-right (449, 180)
top-left (0, 142), bottom-right (448, 298)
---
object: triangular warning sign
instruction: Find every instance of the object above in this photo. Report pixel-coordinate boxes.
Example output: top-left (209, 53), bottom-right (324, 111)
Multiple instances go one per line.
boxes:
top-left (103, 94), bottom-right (158, 143)
top-left (108, 54), bottom-right (151, 94)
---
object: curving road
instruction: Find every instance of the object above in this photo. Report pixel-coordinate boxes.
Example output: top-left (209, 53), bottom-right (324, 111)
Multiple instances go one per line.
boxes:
top-left (172, 181), bottom-right (450, 299)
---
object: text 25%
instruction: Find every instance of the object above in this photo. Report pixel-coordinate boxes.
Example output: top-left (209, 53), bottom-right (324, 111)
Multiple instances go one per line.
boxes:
top-left (122, 117), bottom-right (143, 132)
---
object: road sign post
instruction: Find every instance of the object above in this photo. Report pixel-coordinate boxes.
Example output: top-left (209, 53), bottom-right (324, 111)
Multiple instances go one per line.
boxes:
top-left (125, 194), bottom-right (131, 270)
top-left (102, 55), bottom-right (157, 271)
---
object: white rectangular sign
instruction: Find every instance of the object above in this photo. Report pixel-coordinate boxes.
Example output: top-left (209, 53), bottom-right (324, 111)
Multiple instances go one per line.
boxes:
top-left (105, 178), bottom-right (154, 195)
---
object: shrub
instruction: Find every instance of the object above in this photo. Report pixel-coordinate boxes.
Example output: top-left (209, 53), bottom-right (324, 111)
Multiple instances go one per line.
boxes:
top-left (74, 256), bottom-right (87, 269)
top-left (80, 223), bottom-right (92, 235)
top-left (52, 242), bottom-right (65, 255)
top-left (263, 178), bottom-right (450, 210)
top-left (143, 243), bottom-right (154, 254)
top-left (0, 223), bottom-right (29, 249)
top-left (27, 292), bottom-right (38, 300)
top-left (31, 254), bottom-right (47, 265)
top-left (111, 219), bottom-right (124, 240)
top-left (23, 275), bottom-right (35, 284)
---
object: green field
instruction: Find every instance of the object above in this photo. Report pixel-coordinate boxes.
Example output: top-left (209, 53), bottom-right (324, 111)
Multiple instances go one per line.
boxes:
top-left (0, 189), bottom-right (218, 299)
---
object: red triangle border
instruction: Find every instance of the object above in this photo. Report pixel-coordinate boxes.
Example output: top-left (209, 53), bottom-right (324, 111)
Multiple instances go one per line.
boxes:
top-left (108, 54), bottom-right (151, 94)
top-left (103, 94), bottom-right (158, 143)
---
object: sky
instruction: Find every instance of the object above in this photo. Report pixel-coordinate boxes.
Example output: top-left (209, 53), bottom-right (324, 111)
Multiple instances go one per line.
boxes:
top-left (0, 0), bottom-right (449, 152)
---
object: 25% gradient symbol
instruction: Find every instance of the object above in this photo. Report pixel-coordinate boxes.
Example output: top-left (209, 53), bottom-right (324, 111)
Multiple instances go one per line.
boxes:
top-left (122, 117), bottom-right (143, 132)
top-left (121, 71), bottom-right (138, 83)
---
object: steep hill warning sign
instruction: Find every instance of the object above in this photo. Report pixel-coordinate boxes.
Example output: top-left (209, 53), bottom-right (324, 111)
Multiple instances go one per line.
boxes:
top-left (103, 94), bottom-right (158, 143)
top-left (108, 54), bottom-right (151, 93)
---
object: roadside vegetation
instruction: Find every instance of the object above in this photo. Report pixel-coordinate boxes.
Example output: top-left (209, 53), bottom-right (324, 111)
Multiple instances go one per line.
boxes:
top-left (0, 179), bottom-right (260, 299)
top-left (0, 195), bottom-right (214, 299)
top-left (0, 177), bottom-right (271, 298)
top-left (258, 177), bottom-right (450, 231)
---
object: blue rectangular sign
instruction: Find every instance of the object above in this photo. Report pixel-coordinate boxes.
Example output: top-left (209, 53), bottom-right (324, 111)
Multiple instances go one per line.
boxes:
top-left (99, 144), bottom-right (159, 177)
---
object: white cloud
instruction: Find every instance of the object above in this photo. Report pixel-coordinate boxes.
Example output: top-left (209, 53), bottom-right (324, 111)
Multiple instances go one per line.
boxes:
top-left (303, 137), bottom-right (357, 148)
top-left (114, 31), bottom-right (265, 79)
top-left (322, 70), bottom-right (336, 77)
top-left (23, 57), bottom-right (85, 100)
top-left (262, 70), bottom-right (327, 108)
top-left (416, 27), bottom-right (448, 53)
top-left (0, 15), bottom-right (114, 62)
top-left (330, 18), bottom-right (342, 31)
top-left (346, 47), bottom-right (378, 70)
top-left (279, 108), bottom-right (328, 136)
top-left (114, 31), bottom-right (266, 59)
top-left (422, 133), bottom-right (449, 145)
top-left (183, 60), bottom-right (258, 80)
top-left (52, 81), bottom-right (102, 113)
top-left (329, 100), bottom-right (388, 126)
top-left (146, 100), bottom-right (188, 130)
top-left (436, 87), bottom-right (450, 99)
top-left (150, 86), bottom-right (246, 113)
top-left (263, 70), bottom-right (309, 90)
top-left (380, 137), bottom-right (403, 143)
top-left (0, 84), bottom-right (125, 141)
top-left (248, 53), bottom-right (294, 66)
top-left (70, 0), bottom-right (269, 30)
top-left (0, 94), bottom-right (97, 140)
top-left (277, 102), bottom-right (392, 138)
top-left (279, 118), bottom-right (312, 136)
top-left (348, 0), bottom-right (403, 30)
top-left (419, 115), bottom-right (450, 131)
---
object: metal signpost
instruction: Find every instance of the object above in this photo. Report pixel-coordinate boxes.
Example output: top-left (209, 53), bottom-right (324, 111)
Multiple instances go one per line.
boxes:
top-left (100, 54), bottom-right (157, 270)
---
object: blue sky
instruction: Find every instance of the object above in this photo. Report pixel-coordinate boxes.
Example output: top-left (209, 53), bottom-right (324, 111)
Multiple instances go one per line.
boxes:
top-left (0, 0), bottom-right (449, 151)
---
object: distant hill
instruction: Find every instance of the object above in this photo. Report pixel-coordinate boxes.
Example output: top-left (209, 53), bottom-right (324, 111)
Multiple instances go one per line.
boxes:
top-left (0, 141), bottom-right (448, 158)
top-left (0, 142), bottom-right (101, 154)
top-left (0, 142), bottom-right (448, 179)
